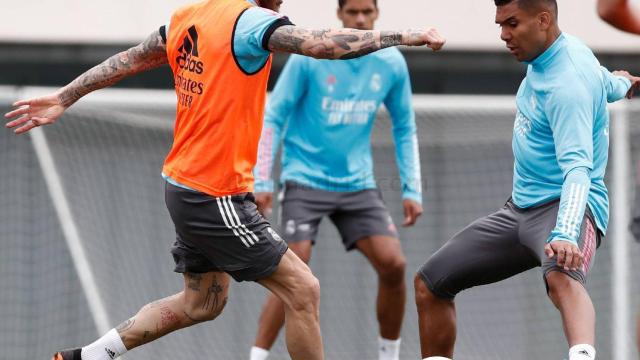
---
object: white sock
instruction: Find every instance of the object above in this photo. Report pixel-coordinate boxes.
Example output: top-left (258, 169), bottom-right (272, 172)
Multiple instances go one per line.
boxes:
top-left (250, 346), bottom-right (270, 360)
top-left (81, 329), bottom-right (127, 360)
top-left (569, 344), bottom-right (596, 360)
top-left (422, 357), bottom-right (452, 360)
top-left (378, 336), bottom-right (401, 360)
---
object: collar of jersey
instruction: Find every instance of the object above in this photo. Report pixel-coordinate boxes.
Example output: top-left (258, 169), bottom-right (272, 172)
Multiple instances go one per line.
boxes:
top-left (527, 32), bottom-right (565, 69)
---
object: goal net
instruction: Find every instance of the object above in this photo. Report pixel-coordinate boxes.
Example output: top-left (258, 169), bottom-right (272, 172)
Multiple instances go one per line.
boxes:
top-left (1, 86), bottom-right (638, 360)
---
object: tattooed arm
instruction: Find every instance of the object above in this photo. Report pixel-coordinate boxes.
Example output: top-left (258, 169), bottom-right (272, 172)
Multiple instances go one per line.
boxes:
top-left (58, 29), bottom-right (168, 107)
top-left (4, 29), bottom-right (168, 134)
top-left (268, 26), bottom-right (445, 60)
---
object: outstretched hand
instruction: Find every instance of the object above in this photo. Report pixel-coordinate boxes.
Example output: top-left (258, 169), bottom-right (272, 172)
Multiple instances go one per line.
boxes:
top-left (613, 70), bottom-right (640, 99)
top-left (5, 93), bottom-right (66, 134)
top-left (544, 240), bottom-right (583, 271)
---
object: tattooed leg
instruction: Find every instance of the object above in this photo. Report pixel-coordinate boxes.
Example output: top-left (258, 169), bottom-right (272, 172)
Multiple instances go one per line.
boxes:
top-left (186, 272), bottom-right (203, 291)
top-left (183, 272), bottom-right (229, 325)
top-left (112, 271), bottom-right (230, 350)
top-left (114, 293), bottom-right (184, 349)
top-left (202, 277), bottom-right (224, 312)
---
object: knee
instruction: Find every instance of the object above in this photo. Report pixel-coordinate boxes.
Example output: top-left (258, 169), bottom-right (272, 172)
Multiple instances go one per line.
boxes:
top-left (289, 273), bottom-right (321, 314)
top-left (546, 271), bottom-right (579, 303)
top-left (377, 255), bottom-right (407, 284)
top-left (183, 296), bottom-right (228, 323)
top-left (416, 255), bottom-right (450, 300)
top-left (414, 271), bottom-right (453, 308)
top-left (414, 273), bottom-right (435, 309)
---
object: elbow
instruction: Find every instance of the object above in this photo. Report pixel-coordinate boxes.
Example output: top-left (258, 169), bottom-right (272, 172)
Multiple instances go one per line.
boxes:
top-left (391, 121), bottom-right (417, 136)
top-left (564, 166), bottom-right (592, 181)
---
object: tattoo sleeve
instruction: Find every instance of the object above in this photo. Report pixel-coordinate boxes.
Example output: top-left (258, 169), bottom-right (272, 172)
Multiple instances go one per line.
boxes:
top-left (57, 29), bottom-right (168, 107)
top-left (268, 26), bottom-right (410, 60)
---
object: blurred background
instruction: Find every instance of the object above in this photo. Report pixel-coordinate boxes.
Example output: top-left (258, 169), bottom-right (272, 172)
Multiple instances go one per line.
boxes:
top-left (1, 0), bottom-right (639, 93)
top-left (1, 0), bottom-right (639, 359)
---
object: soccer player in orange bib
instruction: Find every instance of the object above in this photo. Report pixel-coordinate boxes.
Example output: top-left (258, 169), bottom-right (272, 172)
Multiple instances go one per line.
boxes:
top-left (4, 1), bottom-right (445, 360)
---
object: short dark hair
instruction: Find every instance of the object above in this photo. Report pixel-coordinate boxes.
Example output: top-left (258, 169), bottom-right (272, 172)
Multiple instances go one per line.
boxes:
top-left (494, 0), bottom-right (557, 15)
top-left (339, 0), bottom-right (378, 9)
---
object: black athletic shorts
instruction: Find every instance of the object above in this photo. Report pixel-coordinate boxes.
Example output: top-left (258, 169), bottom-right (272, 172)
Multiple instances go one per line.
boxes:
top-left (279, 182), bottom-right (398, 251)
top-left (164, 182), bottom-right (288, 282)
top-left (418, 198), bottom-right (601, 299)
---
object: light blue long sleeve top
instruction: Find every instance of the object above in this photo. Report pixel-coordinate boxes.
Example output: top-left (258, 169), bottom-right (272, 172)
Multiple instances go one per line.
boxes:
top-left (512, 33), bottom-right (631, 244)
top-left (254, 48), bottom-right (422, 203)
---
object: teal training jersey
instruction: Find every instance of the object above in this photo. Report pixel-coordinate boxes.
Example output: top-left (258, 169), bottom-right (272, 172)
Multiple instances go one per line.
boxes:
top-left (512, 33), bottom-right (631, 244)
top-left (254, 48), bottom-right (422, 203)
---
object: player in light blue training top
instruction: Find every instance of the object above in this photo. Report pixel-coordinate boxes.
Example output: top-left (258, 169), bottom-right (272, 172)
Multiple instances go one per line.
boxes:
top-left (253, 30), bottom-right (421, 201)
top-left (250, 1), bottom-right (425, 360)
top-left (511, 31), bottom-right (632, 245)
top-left (253, 47), bottom-right (421, 199)
top-left (415, 1), bottom-right (639, 360)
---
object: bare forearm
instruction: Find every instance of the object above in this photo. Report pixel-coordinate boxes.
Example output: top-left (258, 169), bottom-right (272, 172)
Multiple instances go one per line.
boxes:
top-left (57, 30), bottom-right (167, 107)
top-left (57, 53), bottom-right (136, 107)
top-left (268, 26), bottom-right (428, 60)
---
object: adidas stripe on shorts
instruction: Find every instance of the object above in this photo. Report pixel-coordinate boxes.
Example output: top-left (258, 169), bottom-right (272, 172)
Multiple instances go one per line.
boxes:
top-left (165, 182), bottom-right (288, 282)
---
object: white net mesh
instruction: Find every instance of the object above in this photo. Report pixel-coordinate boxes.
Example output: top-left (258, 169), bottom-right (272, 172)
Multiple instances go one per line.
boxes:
top-left (1, 87), bottom-right (639, 360)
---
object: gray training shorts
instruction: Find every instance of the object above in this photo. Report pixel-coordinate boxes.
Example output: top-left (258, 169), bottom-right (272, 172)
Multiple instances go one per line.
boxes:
top-left (278, 182), bottom-right (398, 250)
top-left (164, 182), bottom-right (288, 282)
top-left (418, 198), bottom-right (601, 299)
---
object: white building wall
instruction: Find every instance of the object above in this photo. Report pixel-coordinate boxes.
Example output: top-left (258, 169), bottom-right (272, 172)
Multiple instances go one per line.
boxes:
top-left (1, 0), bottom-right (638, 51)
